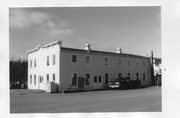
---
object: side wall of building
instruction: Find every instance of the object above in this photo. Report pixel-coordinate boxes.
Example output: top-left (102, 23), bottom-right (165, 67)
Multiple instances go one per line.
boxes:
top-left (28, 44), bottom-right (60, 90)
top-left (59, 49), bottom-right (152, 91)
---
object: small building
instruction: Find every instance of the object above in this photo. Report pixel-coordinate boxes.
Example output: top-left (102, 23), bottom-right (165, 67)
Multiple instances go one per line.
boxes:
top-left (27, 41), bottom-right (153, 92)
top-left (153, 58), bottom-right (162, 86)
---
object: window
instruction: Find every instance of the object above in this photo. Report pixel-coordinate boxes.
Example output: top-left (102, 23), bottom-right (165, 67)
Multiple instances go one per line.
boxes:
top-left (85, 73), bottom-right (90, 85)
top-left (85, 55), bottom-right (91, 64)
top-left (128, 59), bottom-right (130, 66)
top-left (72, 73), bottom-right (77, 86)
top-left (136, 61), bottom-right (139, 67)
top-left (40, 76), bottom-right (43, 83)
top-left (47, 74), bottom-right (49, 82)
top-left (34, 74), bottom-right (36, 85)
top-left (47, 56), bottom-right (49, 66)
top-left (98, 76), bottom-right (101, 82)
top-left (143, 73), bottom-right (146, 81)
top-left (119, 73), bottom-right (121, 78)
top-left (53, 55), bottom-right (56, 65)
top-left (72, 55), bottom-right (77, 63)
top-left (118, 58), bottom-right (121, 66)
top-left (104, 57), bottom-right (108, 66)
top-left (34, 59), bottom-right (36, 67)
top-left (94, 76), bottom-right (97, 83)
top-left (143, 61), bottom-right (146, 66)
top-left (53, 74), bottom-right (55, 81)
top-left (30, 60), bottom-right (32, 68)
top-left (105, 73), bottom-right (109, 84)
top-left (127, 73), bottom-right (130, 80)
top-left (30, 75), bottom-right (32, 84)
top-left (136, 73), bottom-right (139, 80)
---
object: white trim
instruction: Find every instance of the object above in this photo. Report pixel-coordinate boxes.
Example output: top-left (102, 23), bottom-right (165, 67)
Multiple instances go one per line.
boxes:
top-left (85, 72), bottom-right (90, 86)
top-left (85, 54), bottom-right (91, 65)
top-left (104, 56), bottom-right (109, 66)
top-left (71, 72), bottom-right (78, 87)
top-left (71, 53), bottom-right (78, 64)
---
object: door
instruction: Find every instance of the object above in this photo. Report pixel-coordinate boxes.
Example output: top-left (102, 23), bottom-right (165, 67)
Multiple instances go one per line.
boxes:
top-left (93, 75), bottom-right (103, 89)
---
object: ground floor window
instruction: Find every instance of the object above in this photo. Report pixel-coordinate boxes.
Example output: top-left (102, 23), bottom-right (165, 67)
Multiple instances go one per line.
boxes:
top-left (118, 73), bottom-right (122, 79)
top-left (53, 74), bottom-right (55, 81)
top-left (72, 73), bottom-right (77, 86)
top-left (34, 74), bottom-right (36, 85)
top-left (98, 76), bottom-right (101, 82)
top-left (47, 74), bottom-right (49, 82)
top-left (143, 73), bottom-right (146, 81)
top-left (94, 76), bottom-right (97, 83)
top-left (85, 73), bottom-right (90, 85)
top-left (30, 75), bottom-right (32, 84)
top-left (127, 73), bottom-right (131, 80)
top-left (136, 73), bottom-right (139, 80)
top-left (105, 73), bottom-right (109, 84)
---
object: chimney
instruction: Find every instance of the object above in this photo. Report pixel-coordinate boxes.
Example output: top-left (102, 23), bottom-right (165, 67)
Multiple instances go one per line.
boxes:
top-left (116, 48), bottom-right (122, 54)
top-left (84, 43), bottom-right (91, 52)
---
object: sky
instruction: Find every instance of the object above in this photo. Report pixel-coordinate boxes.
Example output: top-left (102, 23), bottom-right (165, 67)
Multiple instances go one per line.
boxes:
top-left (9, 7), bottom-right (161, 60)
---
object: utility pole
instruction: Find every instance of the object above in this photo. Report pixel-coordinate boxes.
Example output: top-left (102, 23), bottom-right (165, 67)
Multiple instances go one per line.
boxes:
top-left (151, 51), bottom-right (154, 86)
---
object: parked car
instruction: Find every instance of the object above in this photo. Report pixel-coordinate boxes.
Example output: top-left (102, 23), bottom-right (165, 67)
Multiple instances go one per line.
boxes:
top-left (108, 77), bottom-right (141, 89)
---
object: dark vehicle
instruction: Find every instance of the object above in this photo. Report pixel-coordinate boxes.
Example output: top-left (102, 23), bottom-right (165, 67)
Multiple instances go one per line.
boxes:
top-left (108, 77), bottom-right (141, 89)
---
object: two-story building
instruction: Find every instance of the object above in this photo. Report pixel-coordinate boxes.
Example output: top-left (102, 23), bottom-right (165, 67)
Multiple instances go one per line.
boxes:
top-left (27, 41), bottom-right (153, 92)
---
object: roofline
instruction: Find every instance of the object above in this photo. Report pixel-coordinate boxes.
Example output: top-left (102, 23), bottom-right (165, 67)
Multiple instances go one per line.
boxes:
top-left (61, 47), bottom-right (150, 59)
top-left (26, 41), bottom-right (61, 54)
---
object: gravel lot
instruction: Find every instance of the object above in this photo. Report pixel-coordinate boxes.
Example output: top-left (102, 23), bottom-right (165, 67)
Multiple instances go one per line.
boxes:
top-left (10, 86), bottom-right (161, 113)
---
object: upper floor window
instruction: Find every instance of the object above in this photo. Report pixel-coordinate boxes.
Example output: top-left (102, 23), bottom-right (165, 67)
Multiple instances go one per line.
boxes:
top-left (136, 61), bottom-right (139, 67)
top-left (72, 54), bottom-right (77, 63)
top-left (53, 55), bottom-right (56, 65)
top-left (34, 59), bottom-right (36, 67)
top-left (118, 58), bottom-right (121, 66)
top-left (143, 61), bottom-right (146, 67)
top-left (104, 57), bottom-right (108, 66)
top-left (30, 60), bottom-right (32, 68)
top-left (85, 55), bottom-right (91, 64)
top-left (47, 56), bottom-right (49, 66)
top-left (127, 59), bottom-right (130, 66)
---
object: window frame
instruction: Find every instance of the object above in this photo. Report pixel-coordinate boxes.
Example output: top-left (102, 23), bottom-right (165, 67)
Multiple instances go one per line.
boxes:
top-left (85, 55), bottom-right (91, 65)
top-left (104, 56), bottom-right (109, 66)
top-left (118, 57), bottom-right (121, 66)
top-left (72, 73), bottom-right (78, 86)
top-left (53, 54), bottom-right (56, 65)
top-left (105, 73), bottom-right (109, 84)
top-left (53, 74), bottom-right (55, 81)
top-left (47, 56), bottom-right (49, 66)
top-left (72, 54), bottom-right (78, 63)
top-left (34, 74), bottom-right (36, 85)
top-left (47, 74), bottom-right (49, 83)
top-left (85, 73), bottom-right (90, 86)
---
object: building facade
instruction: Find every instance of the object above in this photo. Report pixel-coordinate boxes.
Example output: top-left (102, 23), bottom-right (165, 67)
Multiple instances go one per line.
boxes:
top-left (27, 41), bottom-right (153, 92)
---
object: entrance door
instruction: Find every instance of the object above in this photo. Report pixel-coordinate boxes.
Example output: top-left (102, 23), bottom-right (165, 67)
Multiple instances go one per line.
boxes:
top-left (93, 75), bottom-right (103, 89)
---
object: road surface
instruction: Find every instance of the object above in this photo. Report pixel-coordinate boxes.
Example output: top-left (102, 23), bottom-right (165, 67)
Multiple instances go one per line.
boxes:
top-left (10, 86), bottom-right (161, 113)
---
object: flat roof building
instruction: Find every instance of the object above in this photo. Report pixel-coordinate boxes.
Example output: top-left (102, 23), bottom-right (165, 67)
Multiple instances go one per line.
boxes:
top-left (27, 41), bottom-right (153, 92)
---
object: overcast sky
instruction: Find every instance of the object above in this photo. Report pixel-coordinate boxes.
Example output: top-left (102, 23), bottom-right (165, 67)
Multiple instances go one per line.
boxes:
top-left (9, 7), bottom-right (161, 60)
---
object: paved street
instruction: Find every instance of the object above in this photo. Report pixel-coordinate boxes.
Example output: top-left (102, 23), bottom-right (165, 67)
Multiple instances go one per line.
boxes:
top-left (10, 86), bottom-right (161, 113)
